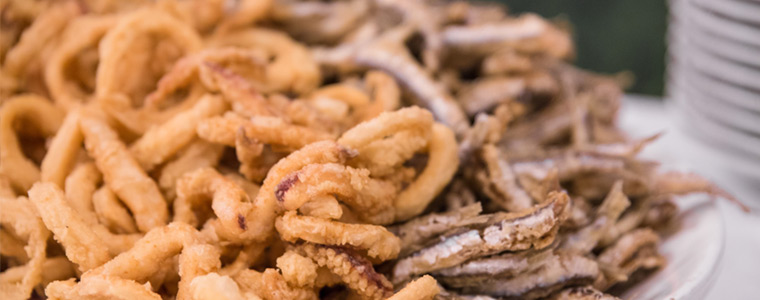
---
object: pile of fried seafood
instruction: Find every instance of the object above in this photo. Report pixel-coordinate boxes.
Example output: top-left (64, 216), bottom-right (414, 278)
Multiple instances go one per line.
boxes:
top-left (0, 0), bottom-right (747, 299)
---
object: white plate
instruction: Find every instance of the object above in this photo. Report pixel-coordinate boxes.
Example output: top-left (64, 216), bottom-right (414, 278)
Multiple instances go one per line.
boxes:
top-left (621, 197), bottom-right (724, 300)
top-left (680, 79), bottom-right (760, 134)
top-left (685, 0), bottom-right (760, 49)
top-left (618, 96), bottom-right (727, 299)
top-left (694, 0), bottom-right (760, 27)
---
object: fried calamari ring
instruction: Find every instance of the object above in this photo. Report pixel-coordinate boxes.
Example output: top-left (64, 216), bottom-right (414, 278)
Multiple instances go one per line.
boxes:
top-left (0, 94), bottom-right (64, 192)
top-left (174, 168), bottom-right (275, 243)
top-left (159, 139), bottom-right (225, 200)
top-left (96, 8), bottom-right (202, 134)
top-left (83, 222), bottom-right (199, 281)
top-left (235, 268), bottom-right (318, 300)
top-left (40, 109), bottom-right (83, 188)
top-left (189, 273), bottom-right (261, 300)
top-left (294, 242), bottom-right (393, 300)
top-left (388, 275), bottom-right (440, 300)
top-left (198, 113), bottom-right (334, 150)
top-left (209, 28), bottom-right (320, 95)
top-left (28, 182), bottom-right (110, 272)
top-left (2, 1), bottom-right (81, 88)
top-left (177, 244), bottom-right (221, 300)
top-left (259, 140), bottom-right (357, 206)
top-left (145, 47), bottom-right (266, 110)
top-left (80, 113), bottom-right (168, 232)
top-left (63, 162), bottom-right (101, 225)
top-left (130, 94), bottom-right (228, 171)
top-left (394, 124), bottom-right (459, 221)
top-left (44, 15), bottom-right (117, 110)
top-left (45, 275), bottom-right (162, 300)
top-left (0, 197), bottom-right (49, 300)
top-left (275, 212), bottom-right (400, 261)
top-left (276, 163), bottom-right (396, 225)
top-left (92, 186), bottom-right (138, 234)
top-left (277, 250), bottom-right (318, 288)
top-left (338, 106), bottom-right (432, 150)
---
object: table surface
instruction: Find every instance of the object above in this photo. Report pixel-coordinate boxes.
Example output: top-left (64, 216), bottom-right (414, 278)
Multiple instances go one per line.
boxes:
top-left (619, 95), bottom-right (760, 300)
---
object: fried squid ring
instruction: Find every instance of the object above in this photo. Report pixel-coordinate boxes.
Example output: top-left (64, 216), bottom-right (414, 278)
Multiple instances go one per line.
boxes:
top-left (28, 182), bottom-right (110, 272)
top-left (2, 1), bottom-right (81, 87)
top-left (92, 186), bottom-right (138, 234)
top-left (44, 15), bottom-right (117, 110)
top-left (235, 268), bottom-right (317, 300)
top-left (0, 197), bottom-right (49, 300)
top-left (259, 140), bottom-right (357, 207)
top-left (0, 95), bottom-right (64, 192)
top-left (174, 168), bottom-right (274, 243)
top-left (177, 244), bottom-right (221, 300)
top-left (40, 109), bottom-right (83, 188)
top-left (145, 47), bottom-right (266, 110)
top-left (130, 94), bottom-right (228, 171)
top-left (84, 222), bottom-right (199, 281)
top-left (198, 113), bottom-right (334, 150)
top-left (159, 139), bottom-right (225, 200)
top-left (294, 242), bottom-right (393, 300)
top-left (394, 124), bottom-right (459, 221)
top-left (275, 212), bottom-right (400, 261)
top-left (276, 163), bottom-right (397, 225)
top-left (46, 275), bottom-right (163, 300)
top-left (209, 28), bottom-right (320, 95)
top-left (387, 275), bottom-right (440, 300)
top-left (80, 114), bottom-right (168, 232)
top-left (95, 8), bottom-right (202, 134)
top-left (63, 162), bottom-right (101, 225)
top-left (276, 250), bottom-right (318, 288)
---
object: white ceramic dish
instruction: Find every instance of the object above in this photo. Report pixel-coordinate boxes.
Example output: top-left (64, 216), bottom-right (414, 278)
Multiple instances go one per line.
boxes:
top-left (618, 96), bottom-right (727, 299)
top-left (684, 0), bottom-right (760, 49)
top-left (694, 0), bottom-right (760, 27)
top-left (621, 197), bottom-right (724, 300)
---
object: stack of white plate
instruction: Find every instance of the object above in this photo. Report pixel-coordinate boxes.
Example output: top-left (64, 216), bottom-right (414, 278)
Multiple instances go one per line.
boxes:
top-left (667, 0), bottom-right (760, 178)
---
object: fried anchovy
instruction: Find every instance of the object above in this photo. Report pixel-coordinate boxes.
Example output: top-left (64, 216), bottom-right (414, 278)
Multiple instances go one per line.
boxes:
top-left (432, 247), bottom-right (554, 279)
top-left (392, 203), bottom-right (483, 257)
top-left (560, 181), bottom-right (630, 253)
top-left (477, 144), bottom-right (534, 212)
top-left (550, 286), bottom-right (620, 300)
top-left (596, 228), bottom-right (664, 290)
top-left (392, 192), bottom-right (569, 283)
top-left (442, 252), bottom-right (599, 299)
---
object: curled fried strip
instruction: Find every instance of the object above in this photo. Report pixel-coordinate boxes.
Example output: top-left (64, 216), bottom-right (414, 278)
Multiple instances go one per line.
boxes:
top-left (338, 106), bottom-right (433, 150)
top-left (175, 168), bottom-right (274, 243)
top-left (0, 197), bottom-right (49, 300)
top-left (64, 162), bottom-right (101, 225)
top-left (0, 256), bottom-right (75, 289)
top-left (198, 113), bottom-right (334, 150)
top-left (0, 94), bottom-right (64, 192)
top-left (85, 222), bottom-right (199, 281)
top-left (388, 275), bottom-right (440, 300)
top-left (130, 95), bottom-right (228, 171)
top-left (177, 244), bottom-right (221, 300)
top-left (260, 141), bottom-right (357, 211)
top-left (44, 15), bottom-right (116, 110)
top-left (276, 211), bottom-right (400, 261)
top-left (295, 242), bottom-right (393, 300)
top-left (277, 250), bottom-right (318, 288)
top-left (276, 163), bottom-right (396, 225)
top-left (28, 182), bottom-right (110, 272)
top-left (45, 275), bottom-right (162, 300)
top-left (394, 124), bottom-right (459, 221)
top-left (92, 186), bottom-right (139, 234)
top-left (159, 139), bottom-right (225, 200)
top-left (235, 268), bottom-right (318, 300)
top-left (40, 109), bottom-right (83, 188)
top-left (189, 272), bottom-right (260, 300)
top-left (80, 114), bottom-right (168, 232)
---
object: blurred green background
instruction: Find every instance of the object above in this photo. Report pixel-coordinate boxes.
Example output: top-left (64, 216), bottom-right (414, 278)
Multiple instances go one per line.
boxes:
top-left (496, 0), bottom-right (667, 96)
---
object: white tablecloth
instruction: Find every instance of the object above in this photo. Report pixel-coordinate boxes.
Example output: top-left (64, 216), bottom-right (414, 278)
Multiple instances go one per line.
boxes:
top-left (620, 95), bottom-right (760, 300)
